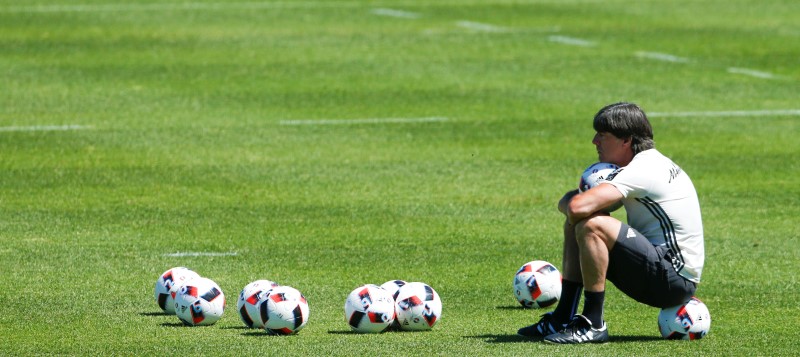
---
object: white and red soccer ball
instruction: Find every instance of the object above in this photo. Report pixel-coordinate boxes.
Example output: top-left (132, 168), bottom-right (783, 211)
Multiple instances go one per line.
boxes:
top-left (394, 282), bottom-right (442, 331)
top-left (154, 267), bottom-right (201, 315)
top-left (579, 162), bottom-right (619, 192)
top-left (237, 280), bottom-right (280, 328)
top-left (344, 284), bottom-right (396, 333)
top-left (173, 277), bottom-right (226, 326)
top-left (380, 280), bottom-right (408, 329)
top-left (380, 280), bottom-right (407, 301)
top-left (257, 285), bottom-right (310, 335)
top-left (658, 297), bottom-right (711, 340)
top-left (513, 260), bottom-right (562, 309)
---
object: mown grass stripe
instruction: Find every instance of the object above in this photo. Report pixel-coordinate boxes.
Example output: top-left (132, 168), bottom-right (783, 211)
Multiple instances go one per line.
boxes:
top-left (0, 1), bottom-right (364, 13)
top-left (279, 117), bottom-right (449, 125)
top-left (0, 124), bottom-right (91, 132)
top-left (0, 0), bottom-right (609, 13)
top-left (649, 109), bottom-right (800, 118)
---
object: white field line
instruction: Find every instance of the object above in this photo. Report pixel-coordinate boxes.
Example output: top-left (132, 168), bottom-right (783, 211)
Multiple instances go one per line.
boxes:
top-left (0, 124), bottom-right (92, 132)
top-left (635, 51), bottom-right (690, 63)
top-left (424, 25), bottom-right (559, 36)
top-left (649, 109), bottom-right (800, 118)
top-left (727, 67), bottom-right (780, 79)
top-left (163, 252), bottom-right (239, 257)
top-left (455, 21), bottom-right (509, 33)
top-left (548, 35), bottom-right (595, 47)
top-left (371, 8), bottom-right (420, 19)
top-left (280, 117), bottom-right (449, 125)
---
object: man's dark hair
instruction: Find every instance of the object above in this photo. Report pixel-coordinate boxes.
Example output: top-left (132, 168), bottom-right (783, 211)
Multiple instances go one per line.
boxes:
top-left (593, 102), bottom-right (655, 154)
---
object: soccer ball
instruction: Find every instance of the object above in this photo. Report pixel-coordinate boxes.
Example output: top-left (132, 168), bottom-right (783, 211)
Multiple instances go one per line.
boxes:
top-left (379, 280), bottom-right (407, 329)
top-left (380, 280), bottom-right (407, 300)
top-left (513, 260), bottom-right (562, 308)
top-left (174, 277), bottom-right (226, 326)
top-left (344, 284), bottom-right (396, 333)
top-left (237, 280), bottom-right (280, 328)
top-left (257, 285), bottom-right (310, 335)
top-left (658, 297), bottom-right (711, 340)
top-left (579, 162), bottom-right (620, 192)
top-left (154, 267), bottom-right (200, 314)
top-left (394, 282), bottom-right (442, 331)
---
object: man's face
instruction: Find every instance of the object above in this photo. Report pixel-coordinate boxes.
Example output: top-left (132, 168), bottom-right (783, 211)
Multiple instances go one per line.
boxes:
top-left (592, 131), bottom-right (630, 165)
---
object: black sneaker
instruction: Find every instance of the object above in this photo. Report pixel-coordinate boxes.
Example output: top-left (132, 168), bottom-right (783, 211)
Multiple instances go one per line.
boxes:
top-left (543, 314), bottom-right (609, 344)
top-left (517, 312), bottom-right (568, 339)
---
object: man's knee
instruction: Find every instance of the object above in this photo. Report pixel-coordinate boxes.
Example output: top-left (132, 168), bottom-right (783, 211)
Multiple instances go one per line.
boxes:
top-left (575, 214), bottom-right (621, 247)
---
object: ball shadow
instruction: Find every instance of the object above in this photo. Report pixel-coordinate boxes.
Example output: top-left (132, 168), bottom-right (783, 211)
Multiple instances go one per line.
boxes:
top-left (242, 331), bottom-right (268, 337)
top-left (327, 330), bottom-right (360, 335)
top-left (611, 335), bottom-right (664, 343)
top-left (327, 328), bottom-right (425, 335)
top-left (242, 331), bottom-right (301, 337)
top-left (140, 311), bottom-right (170, 316)
top-left (495, 305), bottom-right (525, 311)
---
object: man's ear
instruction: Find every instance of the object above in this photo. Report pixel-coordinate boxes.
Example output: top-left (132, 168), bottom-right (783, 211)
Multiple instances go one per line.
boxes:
top-left (622, 136), bottom-right (633, 147)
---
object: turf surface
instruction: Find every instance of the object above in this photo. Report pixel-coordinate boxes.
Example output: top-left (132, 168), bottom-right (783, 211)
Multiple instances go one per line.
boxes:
top-left (1, 0), bottom-right (799, 355)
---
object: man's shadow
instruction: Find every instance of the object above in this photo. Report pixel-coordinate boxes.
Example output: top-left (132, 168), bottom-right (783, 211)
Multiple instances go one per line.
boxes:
top-left (465, 333), bottom-right (663, 344)
top-left (464, 334), bottom-right (531, 344)
top-left (485, 306), bottom-right (664, 343)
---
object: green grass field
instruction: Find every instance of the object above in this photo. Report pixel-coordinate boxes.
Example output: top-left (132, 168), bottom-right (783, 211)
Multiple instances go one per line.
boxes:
top-left (1, 0), bottom-right (799, 355)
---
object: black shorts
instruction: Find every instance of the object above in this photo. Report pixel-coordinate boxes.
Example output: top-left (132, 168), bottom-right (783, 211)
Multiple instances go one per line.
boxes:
top-left (606, 224), bottom-right (697, 308)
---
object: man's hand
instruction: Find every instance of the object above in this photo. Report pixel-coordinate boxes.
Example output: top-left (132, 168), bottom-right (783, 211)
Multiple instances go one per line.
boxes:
top-left (558, 189), bottom-right (580, 216)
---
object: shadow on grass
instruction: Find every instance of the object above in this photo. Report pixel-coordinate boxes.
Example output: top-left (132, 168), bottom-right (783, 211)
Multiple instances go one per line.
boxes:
top-left (140, 311), bottom-right (170, 316)
top-left (610, 335), bottom-right (663, 343)
top-left (327, 330), bottom-right (360, 335)
top-left (328, 328), bottom-right (427, 335)
top-left (160, 322), bottom-right (188, 327)
top-left (242, 331), bottom-right (269, 337)
top-left (464, 334), bottom-right (664, 344)
top-left (464, 334), bottom-right (533, 344)
top-left (220, 326), bottom-right (251, 330)
top-left (242, 331), bottom-right (303, 337)
top-left (495, 305), bottom-right (526, 311)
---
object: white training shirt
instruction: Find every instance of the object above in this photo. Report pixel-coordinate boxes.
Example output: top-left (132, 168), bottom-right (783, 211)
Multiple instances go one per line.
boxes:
top-left (606, 149), bottom-right (704, 283)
